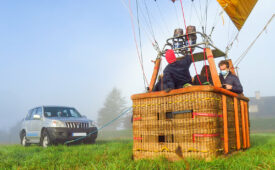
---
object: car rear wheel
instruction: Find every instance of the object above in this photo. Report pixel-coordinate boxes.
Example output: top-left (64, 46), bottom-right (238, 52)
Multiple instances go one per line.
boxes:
top-left (21, 131), bottom-right (30, 147)
top-left (40, 130), bottom-right (53, 147)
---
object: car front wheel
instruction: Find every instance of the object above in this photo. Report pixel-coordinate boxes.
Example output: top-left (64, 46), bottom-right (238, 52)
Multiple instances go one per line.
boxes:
top-left (40, 130), bottom-right (53, 147)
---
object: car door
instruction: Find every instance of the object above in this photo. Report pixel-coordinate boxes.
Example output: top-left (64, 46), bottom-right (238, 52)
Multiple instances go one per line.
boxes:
top-left (26, 108), bottom-right (38, 141)
top-left (30, 107), bottom-right (43, 142)
top-left (24, 109), bottom-right (33, 137)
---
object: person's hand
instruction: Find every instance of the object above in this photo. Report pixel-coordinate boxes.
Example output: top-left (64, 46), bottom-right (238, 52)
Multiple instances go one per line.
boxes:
top-left (224, 84), bottom-right (232, 90)
top-left (165, 88), bottom-right (172, 93)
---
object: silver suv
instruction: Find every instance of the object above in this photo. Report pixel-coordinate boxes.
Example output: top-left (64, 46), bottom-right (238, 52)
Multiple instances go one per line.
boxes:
top-left (19, 106), bottom-right (98, 147)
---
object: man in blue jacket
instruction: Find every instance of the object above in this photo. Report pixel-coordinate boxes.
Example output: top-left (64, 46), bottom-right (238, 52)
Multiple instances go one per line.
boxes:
top-left (162, 49), bottom-right (192, 92)
top-left (218, 60), bottom-right (243, 94)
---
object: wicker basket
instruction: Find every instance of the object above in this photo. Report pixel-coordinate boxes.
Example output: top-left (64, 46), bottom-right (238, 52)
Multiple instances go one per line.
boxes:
top-left (131, 86), bottom-right (250, 161)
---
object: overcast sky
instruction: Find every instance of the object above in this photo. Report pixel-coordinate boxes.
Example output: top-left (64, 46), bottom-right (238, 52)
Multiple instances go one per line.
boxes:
top-left (0, 0), bottom-right (274, 130)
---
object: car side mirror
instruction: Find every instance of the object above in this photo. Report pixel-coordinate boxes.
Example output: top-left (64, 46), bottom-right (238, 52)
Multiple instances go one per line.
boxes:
top-left (33, 114), bottom-right (41, 120)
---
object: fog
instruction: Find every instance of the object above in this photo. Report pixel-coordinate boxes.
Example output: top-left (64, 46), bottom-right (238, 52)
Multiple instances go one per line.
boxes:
top-left (0, 1), bottom-right (275, 143)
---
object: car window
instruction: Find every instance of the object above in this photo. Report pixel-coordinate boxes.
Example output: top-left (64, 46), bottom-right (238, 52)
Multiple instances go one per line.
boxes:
top-left (70, 109), bottom-right (81, 117)
top-left (36, 107), bottom-right (42, 116)
top-left (60, 109), bottom-right (69, 117)
top-left (25, 110), bottom-right (33, 120)
top-left (44, 107), bottom-right (82, 118)
top-left (30, 108), bottom-right (37, 120)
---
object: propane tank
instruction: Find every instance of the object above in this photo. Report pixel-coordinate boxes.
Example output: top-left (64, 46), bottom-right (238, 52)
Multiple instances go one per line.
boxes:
top-left (185, 25), bottom-right (197, 52)
top-left (172, 28), bottom-right (184, 50)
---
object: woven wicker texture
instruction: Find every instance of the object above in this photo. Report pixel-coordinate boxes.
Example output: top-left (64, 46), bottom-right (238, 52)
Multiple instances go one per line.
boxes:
top-left (132, 91), bottom-right (249, 161)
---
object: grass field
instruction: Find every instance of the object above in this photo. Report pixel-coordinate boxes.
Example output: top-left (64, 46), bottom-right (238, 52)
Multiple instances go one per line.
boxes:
top-left (0, 133), bottom-right (274, 170)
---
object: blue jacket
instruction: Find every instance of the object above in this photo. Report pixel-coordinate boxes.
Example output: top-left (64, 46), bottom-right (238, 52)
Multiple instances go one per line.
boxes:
top-left (219, 72), bottom-right (243, 94)
top-left (163, 55), bottom-right (192, 89)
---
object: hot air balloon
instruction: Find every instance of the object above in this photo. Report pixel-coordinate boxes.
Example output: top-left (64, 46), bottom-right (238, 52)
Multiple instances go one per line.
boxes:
top-left (126, 0), bottom-right (267, 161)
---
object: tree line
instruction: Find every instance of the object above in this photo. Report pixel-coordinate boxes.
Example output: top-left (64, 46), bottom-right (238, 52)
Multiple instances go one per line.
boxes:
top-left (97, 87), bottom-right (132, 131)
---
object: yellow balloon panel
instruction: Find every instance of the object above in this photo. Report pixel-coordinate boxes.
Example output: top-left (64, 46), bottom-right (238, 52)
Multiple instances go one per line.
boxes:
top-left (217, 0), bottom-right (258, 30)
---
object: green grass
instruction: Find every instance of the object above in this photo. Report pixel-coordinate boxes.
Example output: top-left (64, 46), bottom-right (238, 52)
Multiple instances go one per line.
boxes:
top-left (0, 134), bottom-right (274, 170)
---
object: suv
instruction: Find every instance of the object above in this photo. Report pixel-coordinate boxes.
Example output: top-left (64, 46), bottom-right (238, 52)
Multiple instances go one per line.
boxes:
top-left (19, 106), bottom-right (98, 147)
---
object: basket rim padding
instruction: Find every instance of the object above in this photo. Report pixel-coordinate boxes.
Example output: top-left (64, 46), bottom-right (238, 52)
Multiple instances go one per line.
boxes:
top-left (131, 85), bottom-right (249, 101)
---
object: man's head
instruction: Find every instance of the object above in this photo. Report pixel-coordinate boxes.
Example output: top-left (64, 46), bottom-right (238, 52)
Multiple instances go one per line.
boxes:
top-left (218, 60), bottom-right (230, 76)
top-left (165, 49), bottom-right (176, 64)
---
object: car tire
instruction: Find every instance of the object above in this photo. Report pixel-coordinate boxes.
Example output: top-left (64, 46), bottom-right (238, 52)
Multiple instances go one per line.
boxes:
top-left (21, 131), bottom-right (30, 147)
top-left (40, 130), bottom-right (53, 147)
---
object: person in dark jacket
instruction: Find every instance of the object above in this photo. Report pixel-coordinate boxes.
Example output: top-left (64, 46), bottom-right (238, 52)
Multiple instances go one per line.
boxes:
top-left (153, 75), bottom-right (163, 92)
top-left (162, 49), bottom-right (192, 92)
top-left (193, 65), bottom-right (213, 85)
top-left (218, 60), bottom-right (243, 94)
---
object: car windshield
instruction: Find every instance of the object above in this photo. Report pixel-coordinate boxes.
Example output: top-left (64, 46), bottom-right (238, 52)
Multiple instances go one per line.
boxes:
top-left (44, 107), bottom-right (82, 118)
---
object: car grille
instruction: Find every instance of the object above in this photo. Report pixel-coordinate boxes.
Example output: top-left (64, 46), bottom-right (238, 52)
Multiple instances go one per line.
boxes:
top-left (65, 122), bottom-right (89, 128)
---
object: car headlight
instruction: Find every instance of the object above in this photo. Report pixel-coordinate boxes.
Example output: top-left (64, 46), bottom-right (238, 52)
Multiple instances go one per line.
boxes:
top-left (51, 120), bottom-right (66, 127)
top-left (89, 121), bottom-right (97, 128)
